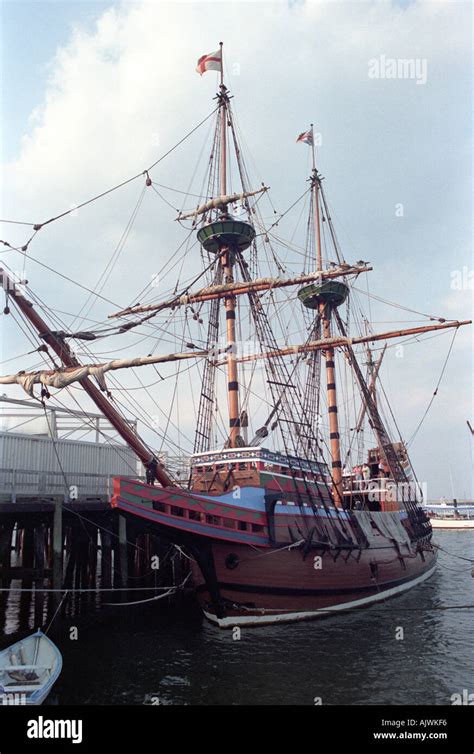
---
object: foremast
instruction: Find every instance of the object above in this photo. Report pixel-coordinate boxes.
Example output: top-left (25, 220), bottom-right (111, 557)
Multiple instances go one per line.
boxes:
top-left (197, 43), bottom-right (256, 448)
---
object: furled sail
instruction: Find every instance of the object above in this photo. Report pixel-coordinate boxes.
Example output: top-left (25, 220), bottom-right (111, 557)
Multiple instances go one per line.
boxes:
top-left (176, 187), bottom-right (268, 221)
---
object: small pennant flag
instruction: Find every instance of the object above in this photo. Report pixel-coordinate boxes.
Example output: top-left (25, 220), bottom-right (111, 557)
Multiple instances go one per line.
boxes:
top-left (296, 129), bottom-right (313, 146)
top-left (196, 49), bottom-right (222, 76)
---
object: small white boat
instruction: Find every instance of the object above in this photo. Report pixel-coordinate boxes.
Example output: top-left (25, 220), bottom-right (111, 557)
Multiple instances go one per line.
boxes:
top-left (424, 503), bottom-right (474, 530)
top-left (0, 629), bottom-right (62, 705)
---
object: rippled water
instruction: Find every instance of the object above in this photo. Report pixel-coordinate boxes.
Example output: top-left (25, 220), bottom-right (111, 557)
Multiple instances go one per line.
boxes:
top-left (2, 532), bottom-right (473, 705)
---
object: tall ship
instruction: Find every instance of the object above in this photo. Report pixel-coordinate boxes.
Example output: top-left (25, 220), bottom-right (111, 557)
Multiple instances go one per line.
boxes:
top-left (1, 46), bottom-right (470, 627)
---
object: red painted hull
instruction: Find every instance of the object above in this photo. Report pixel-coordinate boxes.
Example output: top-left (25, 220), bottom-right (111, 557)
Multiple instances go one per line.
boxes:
top-left (191, 541), bottom-right (436, 626)
top-left (111, 476), bottom-right (436, 627)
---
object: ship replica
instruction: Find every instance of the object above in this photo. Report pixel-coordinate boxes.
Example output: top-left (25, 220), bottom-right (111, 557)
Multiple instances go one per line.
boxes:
top-left (1, 46), bottom-right (471, 627)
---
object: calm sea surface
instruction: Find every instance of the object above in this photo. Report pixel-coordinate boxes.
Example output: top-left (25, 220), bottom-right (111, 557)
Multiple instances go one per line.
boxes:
top-left (2, 531), bottom-right (473, 705)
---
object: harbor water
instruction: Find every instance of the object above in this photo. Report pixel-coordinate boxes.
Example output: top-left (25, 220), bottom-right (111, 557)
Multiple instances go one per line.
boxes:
top-left (2, 531), bottom-right (473, 706)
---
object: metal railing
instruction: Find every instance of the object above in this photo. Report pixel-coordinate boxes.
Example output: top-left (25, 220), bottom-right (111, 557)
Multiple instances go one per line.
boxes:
top-left (0, 467), bottom-right (144, 502)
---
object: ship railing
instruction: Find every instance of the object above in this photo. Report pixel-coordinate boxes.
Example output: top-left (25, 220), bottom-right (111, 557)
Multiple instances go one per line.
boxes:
top-left (425, 506), bottom-right (474, 520)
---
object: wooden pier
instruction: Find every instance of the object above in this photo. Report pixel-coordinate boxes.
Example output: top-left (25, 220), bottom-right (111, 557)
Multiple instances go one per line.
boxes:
top-left (0, 485), bottom-right (189, 635)
top-left (0, 397), bottom-right (191, 635)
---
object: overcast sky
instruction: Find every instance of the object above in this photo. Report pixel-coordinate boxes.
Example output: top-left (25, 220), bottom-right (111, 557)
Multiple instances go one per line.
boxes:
top-left (0, 0), bottom-right (472, 498)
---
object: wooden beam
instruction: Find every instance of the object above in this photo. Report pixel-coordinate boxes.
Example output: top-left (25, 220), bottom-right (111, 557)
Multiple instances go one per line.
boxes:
top-left (109, 265), bottom-right (372, 319)
top-left (217, 319), bottom-right (471, 365)
top-left (1, 320), bottom-right (470, 387)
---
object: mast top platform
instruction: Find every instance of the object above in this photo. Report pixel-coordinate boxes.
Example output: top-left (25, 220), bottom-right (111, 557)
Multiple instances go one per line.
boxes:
top-left (197, 215), bottom-right (255, 254)
top-left (298, 280), bottom-right (349, 309)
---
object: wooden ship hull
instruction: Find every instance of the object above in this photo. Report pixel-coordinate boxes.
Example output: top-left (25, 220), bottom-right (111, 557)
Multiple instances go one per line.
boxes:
top-left (195, 541), bottom-right (436, 627)
top-left (112, 456), bottom-right (436, 627)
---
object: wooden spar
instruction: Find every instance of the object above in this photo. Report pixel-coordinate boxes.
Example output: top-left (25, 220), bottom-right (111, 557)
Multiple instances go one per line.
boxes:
top-left (310, 124), bottom-right (323, 271)
top-left (0, 267), bottom-right (174, 487)
top-left (1, 320), bottom-right (469, 392)
top-left (0, 350), bottom-right (208, 389)
top-left (323, 314), bottom-right (343, 505)
top-left (218, 54), bottom-right (241, 448)
top-left (216, 319), bottom-right (472, 365)
top-left (219, 40), bottom-right (224, 88)
top-left (353, 343), bottom-right (387, 435)
top-left (222, 245), bottom-right (241, 447)
top-left (308, 123), bottom-right (343, 505)
top-left (109, 265), bottom-right (372, 319)
top-left (220, 47), bottom-right (226, 194)
top-left (176, 188), bottom-right (268, 221)
top-left (365, 340), bottom-right (379, 409)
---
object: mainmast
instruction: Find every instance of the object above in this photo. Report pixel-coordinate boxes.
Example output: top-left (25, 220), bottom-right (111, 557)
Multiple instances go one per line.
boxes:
top-left (196, 43), bottom-right (256, 448)
top-left (300, 126), bottom-right (346, 506)
top-left (218, 44), bottom-right (240, 448)
top-left (310, 125), bottom-right (323, 271)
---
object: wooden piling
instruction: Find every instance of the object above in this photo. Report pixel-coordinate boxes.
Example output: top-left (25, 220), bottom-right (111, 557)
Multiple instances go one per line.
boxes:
top-left (0, 495), bottom-right (184, 630)
top-left (100, 529), bottom-right (112, 589)
top-left (118, 513), bottom-right (129, 588)
top-left (33, 523), bottom-right (45, 628)
top-left (0, 523), bottom-right (14, 573)
top-left (0, 522), bottom-right (14, 633)
top-left (64, 525), bottom-right (77, 590)
top-left (78, 526), bottom-right (89, 591)
top-left (19, 525), bottom-right (34, 629)
top-left (88, 526), bottom-right (98, 588)
top-left (52, 498), bottom-right (63, 602)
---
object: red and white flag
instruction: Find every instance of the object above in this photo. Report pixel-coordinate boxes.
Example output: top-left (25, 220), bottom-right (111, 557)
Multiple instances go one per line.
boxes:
top-left (196, 49), bottom-right (222, 76)
top-left (296, 129), bottom-right (313, 146)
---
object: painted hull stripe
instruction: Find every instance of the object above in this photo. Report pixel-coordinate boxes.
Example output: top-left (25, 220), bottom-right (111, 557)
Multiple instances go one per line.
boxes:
top-left (114, 498), bottom-right (270, 546)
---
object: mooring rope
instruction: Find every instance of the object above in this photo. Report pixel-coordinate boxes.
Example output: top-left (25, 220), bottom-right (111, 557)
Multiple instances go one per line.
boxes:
top-left (101, 572), bottom-right (192, 607)
top-left (0, 586), bottom-right (188, 593)
top-left (44, 589), bottom-right (69, 635)
top-left (433, 541), bottom-right (474, 563)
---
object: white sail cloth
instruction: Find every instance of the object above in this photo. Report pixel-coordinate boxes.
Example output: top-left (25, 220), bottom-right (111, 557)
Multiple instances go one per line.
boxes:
top-left (0, 365), bottom-right (110, 396)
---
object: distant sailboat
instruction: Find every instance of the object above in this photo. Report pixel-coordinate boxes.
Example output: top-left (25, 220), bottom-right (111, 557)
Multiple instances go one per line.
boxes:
top-left (424, 424), bottom-right (474, 529)
top-left (424, 503), bottom-right (474, 529)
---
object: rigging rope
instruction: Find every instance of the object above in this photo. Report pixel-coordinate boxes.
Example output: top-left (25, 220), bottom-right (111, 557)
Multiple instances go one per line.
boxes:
top-left (0, 107), bottom-right (219, 252)
top-left (407, 328), bottom-right (458, 447)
